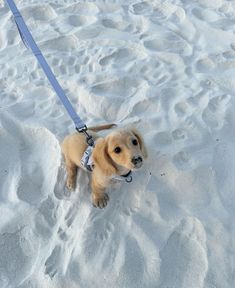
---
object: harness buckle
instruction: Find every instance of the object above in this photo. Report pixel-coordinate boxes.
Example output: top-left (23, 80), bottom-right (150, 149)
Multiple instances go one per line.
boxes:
top-left (76, 126), bottom-right (94, 147)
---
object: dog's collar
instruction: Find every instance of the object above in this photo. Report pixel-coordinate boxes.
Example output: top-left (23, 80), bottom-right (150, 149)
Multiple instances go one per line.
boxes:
top-left (121, 170), bottom-right (133, 182)
top-left (121, 170), bottom-right (132, 177)
top-left (112, 170), bottom-right (133, 183)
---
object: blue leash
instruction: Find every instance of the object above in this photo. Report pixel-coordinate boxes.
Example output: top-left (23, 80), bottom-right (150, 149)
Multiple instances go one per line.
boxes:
top-left (6, 0), bottom-right (94, 146)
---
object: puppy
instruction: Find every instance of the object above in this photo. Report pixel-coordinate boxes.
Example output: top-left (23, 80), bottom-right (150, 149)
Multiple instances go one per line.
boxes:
top-left (61, 124), bottom-right (147, 208)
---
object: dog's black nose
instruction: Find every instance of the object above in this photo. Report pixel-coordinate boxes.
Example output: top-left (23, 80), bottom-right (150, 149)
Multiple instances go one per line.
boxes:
top-left (132, 156), bottom-right (143, 165)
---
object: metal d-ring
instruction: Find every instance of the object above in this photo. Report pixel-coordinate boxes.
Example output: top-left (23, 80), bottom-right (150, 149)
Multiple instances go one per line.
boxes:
top-left (125, 175), bottom-right (133, 183)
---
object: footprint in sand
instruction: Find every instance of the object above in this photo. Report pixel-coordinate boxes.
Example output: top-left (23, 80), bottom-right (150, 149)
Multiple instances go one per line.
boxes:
top-left (57, 228), bottom-right (69, 242)
top-left (150, 2), bottom-right (185, 23)
top-left (34, 197), bottom-right (60, 241)
top-left (153, 128), bottom-right (186, 148)
top-left (172, 128), bottom-right (186, 140)
top-left (76, 25), bottom-right (102, 40)
top-left (67, 55), bottom-right (76, 66)
top-left (159, 217), bottom-right (208, 288)
top-left (21, 4), bottom-right (57, 21)
top-left (192, 7), bottom-right (221, 23)
top-left (6, 67), bottom-right (16, 77)
top-left (190, 0), bottom-right (223, 9)
top-left (6, 28), bottom-right (20, 46)
top-left (38, 197), bottom-right (58, 228)
top-left (95, 222), bottom-right (114, 241)
top-left (0, 32), bottom-right (4, 50)
top-left (174, 101), bottom-right (193, 118)
top-left (196, 49), bottom-right (235, 83)
top-left (0, 89), bottom-right (22, 108)
top-left (196, 52), bottom-right (235, 75)
top-left (0, 228), bottom-right (40, 287)
top-left (52, 14), bottom-right (97, 34)
top-left (91, 76), bottom-right (139, 98)
top-left (137, 59), bottom-right (172, 86)
top-left (67, 15), bottom-right (97, 27)
top-left (202, 94), bottom-right (230, 129)
top-left (213, 142), bottom-right (235, 216)
top-left (99, 48), bottom-right (145, 67)
top-left (45, 245), bottom-right (62, 278)
top-left (59, 64), bottom-right (67, 75)
top-left (213, 75), bottom-right (235, 93)
top-left (144, 31), bottom-right (192, 56)
top-left (63, 2), bottom-right (99, 15)
top-left (42, 35), bottom-right (79, 52)
top-left (154, 131), bottom-right (173, 146)
top-left (223, 49), bottom-right (235, 59)
top-left (65, 203), bottom-right (80, 228)
top-left (48, 56), bottom-right (64, 77)
top-left (53, 164), bottom-right (69, 200)
top-left (16, 129), bottom-right (59, 205)
top-left (74, 63), bottom-right (81, 74)
top-left (129, 1), bottom-right (153, 15)
top-left (187, 90), bottom-right (211, 111)
top-left (117, 220), bottom-right (159, 287)
top-left (196, 57), bottom-right (216, 73)
top-left (173, 150), bottom-right (192, 169)
top-left (102, 18), bottom-right (134, 33)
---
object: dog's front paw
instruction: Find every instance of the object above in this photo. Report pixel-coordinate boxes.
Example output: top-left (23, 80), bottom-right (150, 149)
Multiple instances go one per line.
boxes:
top-left (92, 193), bottom-right (109, 209)
top-left (66, 177), bottom-right (76, 190)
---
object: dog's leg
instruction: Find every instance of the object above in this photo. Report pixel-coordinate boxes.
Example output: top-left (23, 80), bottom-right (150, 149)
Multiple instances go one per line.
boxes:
top-left (65, 158), bottom-right (77, 190)
top-left (91, 177), bottom-right (109, 208)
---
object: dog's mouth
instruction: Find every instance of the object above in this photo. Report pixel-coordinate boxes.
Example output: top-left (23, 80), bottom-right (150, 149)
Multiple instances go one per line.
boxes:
top-left (133, 161), bottom-right (143, 169)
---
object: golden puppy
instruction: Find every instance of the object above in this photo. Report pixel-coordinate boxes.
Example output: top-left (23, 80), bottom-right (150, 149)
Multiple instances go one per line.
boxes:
top-left (61, 124), bottom-right (147, 208)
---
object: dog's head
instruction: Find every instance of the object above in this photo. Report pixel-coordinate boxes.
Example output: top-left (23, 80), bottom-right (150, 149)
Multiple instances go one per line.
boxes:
top-left (92, 128), bottom-right (147, 176)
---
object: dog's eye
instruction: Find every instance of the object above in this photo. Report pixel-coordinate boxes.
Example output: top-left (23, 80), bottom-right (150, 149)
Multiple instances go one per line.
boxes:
top-left (114, 147), bottom-right (121, 154)
top-left (132, 139), bottom-right (138, 146)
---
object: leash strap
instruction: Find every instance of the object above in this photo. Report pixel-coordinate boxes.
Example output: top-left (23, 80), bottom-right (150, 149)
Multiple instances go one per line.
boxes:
top-left (6, 0), bottom-right (88, 134)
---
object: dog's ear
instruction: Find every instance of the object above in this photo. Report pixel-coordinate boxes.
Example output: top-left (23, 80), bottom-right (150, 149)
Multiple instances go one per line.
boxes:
top-left (131, 128), bottom-right (148, 158)
top-left (92, 138), bottom-right (117, 176)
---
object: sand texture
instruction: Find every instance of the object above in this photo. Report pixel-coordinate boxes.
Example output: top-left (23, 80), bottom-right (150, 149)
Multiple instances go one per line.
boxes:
top-left (1, 0), bottom-right (235, 287)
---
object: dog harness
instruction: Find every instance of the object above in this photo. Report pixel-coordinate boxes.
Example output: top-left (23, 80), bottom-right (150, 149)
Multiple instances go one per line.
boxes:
top-left (80, 146), bottom-right (133, 182)
top-left (81, 146), bottom-right (94, 172)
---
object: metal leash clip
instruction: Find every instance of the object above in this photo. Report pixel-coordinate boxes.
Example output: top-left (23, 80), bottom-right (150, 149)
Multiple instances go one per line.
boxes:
top-left (76, 126), bottom-right (94, 147)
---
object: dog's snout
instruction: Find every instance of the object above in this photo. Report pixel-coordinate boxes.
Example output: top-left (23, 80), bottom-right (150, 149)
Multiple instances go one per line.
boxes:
top-left (132, 156), bottom-right (143, 165)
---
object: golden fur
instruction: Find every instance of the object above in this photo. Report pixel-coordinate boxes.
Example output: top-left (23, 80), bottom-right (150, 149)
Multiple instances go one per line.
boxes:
top-left (61, 124), bottom-right (147, 208)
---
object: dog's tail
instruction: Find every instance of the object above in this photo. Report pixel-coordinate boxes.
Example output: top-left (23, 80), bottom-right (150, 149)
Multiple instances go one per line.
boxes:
top-left (88, 123), bottom-right (117, 132)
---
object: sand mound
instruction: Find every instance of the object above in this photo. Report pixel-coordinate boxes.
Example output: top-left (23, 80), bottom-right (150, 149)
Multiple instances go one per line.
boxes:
top-left (0, 112), bottom-right (61, 287)
top-left (1, 0), bottom-right (235, 287)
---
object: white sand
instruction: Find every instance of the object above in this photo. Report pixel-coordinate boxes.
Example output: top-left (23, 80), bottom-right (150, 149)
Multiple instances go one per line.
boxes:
top-left (0, 0), bottom-right (235, 287)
